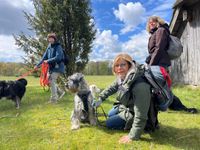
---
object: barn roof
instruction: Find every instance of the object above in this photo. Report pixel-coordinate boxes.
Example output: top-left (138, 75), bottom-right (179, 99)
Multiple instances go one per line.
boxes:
top-left (169, 0), bottom-right (200, 36)
top-left (173, 0), bottom-right (199, 8)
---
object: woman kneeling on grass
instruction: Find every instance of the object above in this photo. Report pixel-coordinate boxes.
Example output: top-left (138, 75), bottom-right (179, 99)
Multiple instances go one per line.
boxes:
top-left (93, 53), bottom-right (151, 143)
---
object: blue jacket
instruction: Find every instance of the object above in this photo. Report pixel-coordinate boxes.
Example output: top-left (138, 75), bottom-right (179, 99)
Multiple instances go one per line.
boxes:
top-left (36, 43), bottom-right (65, 73)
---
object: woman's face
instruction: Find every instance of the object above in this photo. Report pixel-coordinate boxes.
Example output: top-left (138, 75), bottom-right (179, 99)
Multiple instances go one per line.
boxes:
top-left (114, 59), bottom-right (130, 80)
top-left (148, 19), bottom-right (157, 30)
top-left (48, 37), bottom-right (55, 44)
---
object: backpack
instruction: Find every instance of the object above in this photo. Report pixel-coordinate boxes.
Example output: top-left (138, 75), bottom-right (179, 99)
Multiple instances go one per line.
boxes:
top-left (53, 44), bottom-right (69, 66)
top-left (166, 35), bottom-right (183, 60)
top-left (62, 49), bottom-right (69, 65)
top-left (144, 66), bottom-right (174, 111)
top-left (112, 65), bottom-right (173, 132)
top-left (122, 67), bottom-right (160, 132)
top-left (143, 65), bottom-right (173, 132)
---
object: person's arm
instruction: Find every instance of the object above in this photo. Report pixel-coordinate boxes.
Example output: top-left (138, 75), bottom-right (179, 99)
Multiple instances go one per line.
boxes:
top-left (98, 80), bottom-right (119, 101)
top-left (35, 48), bottom-right (48, 68)
top-left (149, 27), bottom-right (169, 65)
top-left (92, 80), bottom-right (119, 108)
top-left (128, 82), bottom-right (151, 140)
top-left (47, 45), bottom-right (63, 64)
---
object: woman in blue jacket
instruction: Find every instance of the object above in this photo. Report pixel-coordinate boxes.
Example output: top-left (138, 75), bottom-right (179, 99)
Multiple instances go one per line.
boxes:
top-left (34, 33), bottom-right (65, 103)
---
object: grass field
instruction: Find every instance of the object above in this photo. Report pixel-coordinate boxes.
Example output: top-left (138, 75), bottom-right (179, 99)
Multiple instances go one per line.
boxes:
top-left (0, 76), bottom-right (200, 150)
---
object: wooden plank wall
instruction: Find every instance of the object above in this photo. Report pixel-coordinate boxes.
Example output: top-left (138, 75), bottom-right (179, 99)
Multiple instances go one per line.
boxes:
top-left (171, 3), bottom-right (200, 85)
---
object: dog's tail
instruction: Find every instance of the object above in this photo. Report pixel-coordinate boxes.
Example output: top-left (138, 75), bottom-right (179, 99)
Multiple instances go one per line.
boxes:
top-left (17, 78), bottom-right (28, 86)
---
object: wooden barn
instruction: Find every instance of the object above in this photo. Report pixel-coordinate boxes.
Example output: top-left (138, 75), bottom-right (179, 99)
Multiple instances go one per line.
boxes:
top-left (169, 0), bottom-right (200, 85)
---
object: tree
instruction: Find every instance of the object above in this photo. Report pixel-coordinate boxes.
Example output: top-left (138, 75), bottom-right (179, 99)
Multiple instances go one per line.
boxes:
top-left (14, 0), bottom-right (96, 77)
top-left (83, 61), bottom-right (113, 75)
top-left (0, 62), bottom-right (27, 76)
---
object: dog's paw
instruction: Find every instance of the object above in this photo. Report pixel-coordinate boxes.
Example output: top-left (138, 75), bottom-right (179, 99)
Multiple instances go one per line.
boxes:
top-left (186, 108), bottom-right (198, 114)
top-left (71, 125), bottom-right (80, 130)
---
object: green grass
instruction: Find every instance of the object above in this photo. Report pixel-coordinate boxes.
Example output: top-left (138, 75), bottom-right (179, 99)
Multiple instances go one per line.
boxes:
top-left (0, 76), bottom-right (200, 150)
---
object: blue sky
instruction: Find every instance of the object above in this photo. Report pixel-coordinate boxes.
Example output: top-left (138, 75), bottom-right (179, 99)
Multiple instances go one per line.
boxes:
top-left (0, 0), bottom-right (175, 63)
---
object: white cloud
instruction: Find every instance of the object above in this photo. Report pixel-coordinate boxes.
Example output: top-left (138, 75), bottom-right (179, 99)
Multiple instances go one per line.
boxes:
top-left (145, 0), bottom-right (175, 20)
top-left (91, 31), bottom-right (119, 59)
top-left (0, 35), bottom-right (25, 62)
top-left (91, 29), bottom-right (149, 63)
top-left (114, 2), bottom-right (145, 34)
top-left (122, 30), bottom-right (149, 63)
top-left (6, 0), bottom-right (34, 12)
top-left (0, 0), bottom-right (34, 62)
top-left (95, 30), bottom-right (121, 51)
top-left (153, 3), bottom-right (173, 12)
top-left (91, 29), bottom-right (122, 61)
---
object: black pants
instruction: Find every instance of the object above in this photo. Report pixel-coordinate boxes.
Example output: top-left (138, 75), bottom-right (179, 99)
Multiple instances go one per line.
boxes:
top-left (144, 95), bottom-right (159, 132)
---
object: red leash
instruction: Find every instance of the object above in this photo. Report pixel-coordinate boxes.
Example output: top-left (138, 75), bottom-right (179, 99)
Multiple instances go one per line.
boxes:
top-left (16, 70), bottom-right (35, 80)
top-left (16, 63), bottom-right (50, 90)
top-left (40, 63), bottom-right (50, 90)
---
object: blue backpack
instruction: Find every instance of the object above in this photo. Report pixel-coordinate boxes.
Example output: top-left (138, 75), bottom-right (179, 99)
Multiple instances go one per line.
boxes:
top-left (144, 66), bottom-right (174, 111)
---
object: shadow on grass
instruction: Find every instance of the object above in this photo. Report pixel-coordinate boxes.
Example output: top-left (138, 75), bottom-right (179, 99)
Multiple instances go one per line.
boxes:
top-left (146, 124), bottom-right (200, 149)
top-left (91, 120), bottom-right (200, 149)
top-left (0, 86), bottom-right (74, 114)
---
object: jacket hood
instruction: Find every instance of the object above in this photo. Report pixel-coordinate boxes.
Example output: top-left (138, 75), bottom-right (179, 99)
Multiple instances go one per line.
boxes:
top-left (50, 42), bottom-right (60, 47)
top-left (150, 23), bottom-right (170, 34)
top-left (120, 63), bottom-right (143, 88)
top-left (160, 23), bottom-right (170, 34)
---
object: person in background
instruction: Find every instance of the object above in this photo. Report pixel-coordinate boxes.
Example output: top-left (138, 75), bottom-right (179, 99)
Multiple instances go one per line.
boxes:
top-left (146, 16), bottom-right (197, 113)
top-left (93, 53), bottom-right (151, 143)
top-left (34, 33), bottom-right (65, 103)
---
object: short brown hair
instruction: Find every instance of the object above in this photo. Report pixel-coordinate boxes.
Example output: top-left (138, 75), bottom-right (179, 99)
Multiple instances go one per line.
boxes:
top-left (146, 16), bottom-right (165, 33)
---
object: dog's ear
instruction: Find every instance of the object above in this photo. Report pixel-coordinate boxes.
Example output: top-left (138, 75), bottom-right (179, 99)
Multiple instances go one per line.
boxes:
top-left (18, 78), bottom-right (27, 86)
top-left (78, 73), bottom-right (84, 80)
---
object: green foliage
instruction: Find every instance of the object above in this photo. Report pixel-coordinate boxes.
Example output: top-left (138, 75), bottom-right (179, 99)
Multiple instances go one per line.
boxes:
top-left (83, 61), bottom-right (113, 75)
top-left (14, 0), bottom-right (96, 76)
top-left (0, 62), bottom-right (27, 76)
top-left (0, 76), bottom-right (200, 149)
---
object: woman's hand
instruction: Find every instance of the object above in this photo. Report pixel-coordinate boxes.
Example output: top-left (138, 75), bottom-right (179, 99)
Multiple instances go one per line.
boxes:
top-left (118, 135), bottom-right (132, 144)
top-left (34, 66), bottom-right (38, 71)
top-left (92, 99), bottom-right (102, 108)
